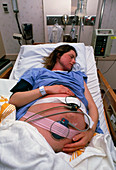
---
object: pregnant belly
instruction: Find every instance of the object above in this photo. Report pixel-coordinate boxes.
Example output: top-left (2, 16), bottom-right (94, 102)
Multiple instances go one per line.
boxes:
top-left (22, 94), bottom-right (86, 130)
top-left (20, 94), bottom-right (86, 152)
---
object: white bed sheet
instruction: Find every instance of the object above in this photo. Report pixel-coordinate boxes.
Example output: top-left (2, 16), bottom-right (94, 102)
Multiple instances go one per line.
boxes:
top-left (0, 79), bottom-right (17, 98)
top-left (8, 43), bottom-right (109, 134)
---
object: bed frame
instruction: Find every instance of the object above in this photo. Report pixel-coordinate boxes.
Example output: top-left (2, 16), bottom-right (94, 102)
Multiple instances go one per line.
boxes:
top-left (97, 69), bottom-right (116, 146)
top-left (0, 65), bottom-right (13, 79)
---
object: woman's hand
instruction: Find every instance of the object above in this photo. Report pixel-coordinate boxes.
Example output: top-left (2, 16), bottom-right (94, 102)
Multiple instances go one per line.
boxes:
top-left (62, 129), bottom-right (95, 153)
top-left (45, 85), bottom-right (75, 96)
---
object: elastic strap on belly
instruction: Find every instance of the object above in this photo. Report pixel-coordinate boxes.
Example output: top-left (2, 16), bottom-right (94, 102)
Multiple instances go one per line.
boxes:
top-left (24, 111), bottom-right (81, 139)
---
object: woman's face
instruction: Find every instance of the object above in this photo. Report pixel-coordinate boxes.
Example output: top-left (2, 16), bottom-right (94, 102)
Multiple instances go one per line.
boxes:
top-left (58, 50), bottom-right (76, 71)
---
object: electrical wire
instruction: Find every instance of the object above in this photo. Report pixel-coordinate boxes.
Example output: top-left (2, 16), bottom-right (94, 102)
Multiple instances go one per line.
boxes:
top-left (24, 105), bottom-right (71, 122)
top-left (15, 13), bottom-right (22, 35)
top-left (26, 110), bottom-right (90, 132)
top-left (24, 96), bottom-right (91, 132)
top-left (102, 87), bottom-right (110, 100)
top-left (27, 110), bottom-right (83, 123)
top-left (102, 59), bottom-right (116, 74)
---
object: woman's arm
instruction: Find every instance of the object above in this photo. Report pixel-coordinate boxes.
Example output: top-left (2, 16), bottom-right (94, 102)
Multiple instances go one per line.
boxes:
top-left (9, 88), bottom-right (43, 107)
top-left (63, 81), bottom-right (99, 153)
top-left (84, 81), bottom-right (99, 133)
top-left (9, 85), bottom-right (75, 107)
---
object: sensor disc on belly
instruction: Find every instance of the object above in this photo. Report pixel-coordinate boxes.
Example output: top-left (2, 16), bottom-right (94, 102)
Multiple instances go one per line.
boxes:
top-left (51, 118), bottom-right (69, 140)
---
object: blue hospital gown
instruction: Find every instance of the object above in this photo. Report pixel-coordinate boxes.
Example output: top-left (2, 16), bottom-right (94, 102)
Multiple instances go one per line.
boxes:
top-left (16, 67), bottom-right (103, 133)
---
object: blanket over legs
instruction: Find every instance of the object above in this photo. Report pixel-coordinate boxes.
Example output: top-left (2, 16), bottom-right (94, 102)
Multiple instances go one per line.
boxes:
top-left (0, 120), bottom-right (116, 170)
top-left (0, 120), bottom-right (73, 170)
top-left (57, 133), bottom-right (116, 170)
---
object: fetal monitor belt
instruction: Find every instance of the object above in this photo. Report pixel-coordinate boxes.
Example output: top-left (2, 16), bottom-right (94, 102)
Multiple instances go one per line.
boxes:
top-left (33, 96), bottom-right (94, 128)
top-left (25, 111), bottom-right (81, 139)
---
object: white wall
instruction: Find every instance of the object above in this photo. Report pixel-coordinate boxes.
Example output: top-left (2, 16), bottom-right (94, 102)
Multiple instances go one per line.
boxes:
top-left (0, 0), bottom-right (115, 54)
top-left (43, 0), bottom-right (71, 42)
top-left (0, 0), bottom-right (44, 54)
top-left (0, 0), bottom-right (116, 88)
top-left (0, 0), bottom-right (99, 54)
top-left (97, 60), bottom-right (116, 89)
top-left (43, 0), bottom-right (71, 15)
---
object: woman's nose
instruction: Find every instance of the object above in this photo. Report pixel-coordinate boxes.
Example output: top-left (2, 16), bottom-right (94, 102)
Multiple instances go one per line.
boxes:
top-left (72, 58), bottom-right (76, 64)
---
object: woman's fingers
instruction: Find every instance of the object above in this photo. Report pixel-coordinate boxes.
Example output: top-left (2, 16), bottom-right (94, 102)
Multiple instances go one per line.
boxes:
top-left (63, 130), bottom-right (94, 153)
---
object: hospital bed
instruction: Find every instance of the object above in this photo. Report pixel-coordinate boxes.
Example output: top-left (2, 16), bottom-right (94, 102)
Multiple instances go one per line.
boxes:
top-left (0, 42), bottom-right (116, 169)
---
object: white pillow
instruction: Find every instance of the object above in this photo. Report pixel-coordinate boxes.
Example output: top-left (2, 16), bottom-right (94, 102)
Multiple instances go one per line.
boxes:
top-left (11, 43), bottom-right (87, 80)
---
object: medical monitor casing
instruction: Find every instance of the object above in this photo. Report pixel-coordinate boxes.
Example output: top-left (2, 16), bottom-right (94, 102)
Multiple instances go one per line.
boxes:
top-left (91, 29), bottom-right (114, 57)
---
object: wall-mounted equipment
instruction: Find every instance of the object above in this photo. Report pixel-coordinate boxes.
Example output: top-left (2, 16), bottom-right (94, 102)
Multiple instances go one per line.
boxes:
top-left (62, 15), bottom-right (69, 25)
top-left (11, 0), bottom-right (22, 36)
top-left (11, 0), bottom-right (19, 13)
top-left (46, 15), bottom-right (96, 26)
top-left (75, 0), bottom-right (87, 17)
top-left (62, 14), bottom-right (69, 32)
top-left (22, 24), bottom-right (33, 41)
top-left (75, 0), bottom-right (88, 42)
top-left (83, 15), bottom-right (96, 26)
top-left (2, 3), bottom-right (9, 13)
top-left (47, 15), bottom-right (78, 26)
top-left (11, 0), bottom-right (34, 44)
top-left (13, 33), bottom-right (22, 45)
top-left (92, 29), bottom-right (114, 57)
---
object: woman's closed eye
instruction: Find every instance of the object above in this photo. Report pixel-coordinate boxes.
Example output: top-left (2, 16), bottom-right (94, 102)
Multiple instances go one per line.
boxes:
top-left (69, 55), bottom-right (76, 60)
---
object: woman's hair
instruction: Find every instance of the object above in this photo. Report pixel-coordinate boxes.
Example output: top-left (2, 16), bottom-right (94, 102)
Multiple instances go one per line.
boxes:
top-left (43, 44), bottom-right (77, 70)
